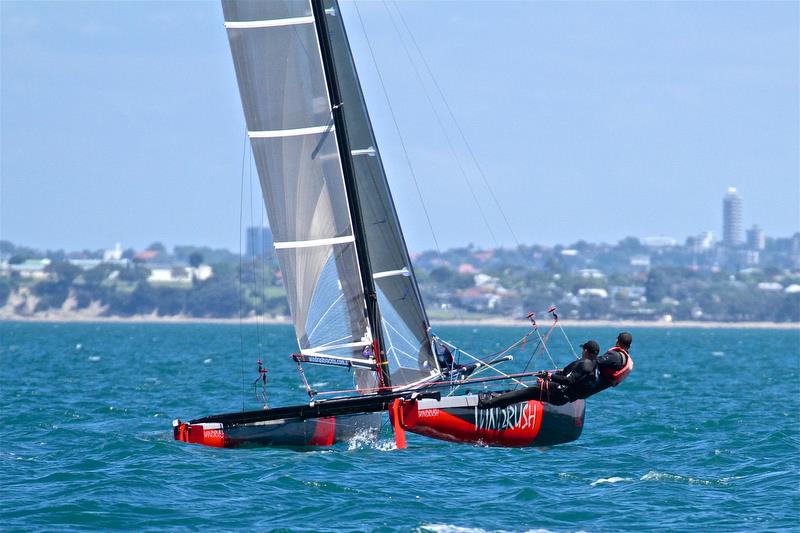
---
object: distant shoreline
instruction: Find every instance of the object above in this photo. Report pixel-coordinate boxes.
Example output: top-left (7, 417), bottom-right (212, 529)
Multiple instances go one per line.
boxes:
top-left (1, 313), bottom-right (797, 330)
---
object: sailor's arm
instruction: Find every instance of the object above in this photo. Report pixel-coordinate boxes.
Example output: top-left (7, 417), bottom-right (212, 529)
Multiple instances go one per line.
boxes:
top-left (550, 360), bottom-right (579, 385)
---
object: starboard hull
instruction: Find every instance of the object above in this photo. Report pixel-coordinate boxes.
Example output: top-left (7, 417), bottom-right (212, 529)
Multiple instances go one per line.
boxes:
top-left (393, 395), bottom-right (585, 447)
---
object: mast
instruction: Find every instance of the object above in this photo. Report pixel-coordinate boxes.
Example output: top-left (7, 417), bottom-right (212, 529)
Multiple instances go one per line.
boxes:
top-left (311, 0), bottom-right (391, 389)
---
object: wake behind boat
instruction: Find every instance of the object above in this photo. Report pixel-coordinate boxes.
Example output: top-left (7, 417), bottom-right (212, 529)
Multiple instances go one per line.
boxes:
top-left (173, 0), bottom-right (586, 449)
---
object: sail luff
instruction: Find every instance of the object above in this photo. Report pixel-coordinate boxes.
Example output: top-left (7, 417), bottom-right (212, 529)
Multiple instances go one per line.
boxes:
top-left (310, 0), bottom-right (391, 388)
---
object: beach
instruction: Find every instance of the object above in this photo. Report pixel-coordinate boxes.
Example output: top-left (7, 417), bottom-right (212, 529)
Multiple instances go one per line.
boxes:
top-left (1, 309), bottom-right (797, 330)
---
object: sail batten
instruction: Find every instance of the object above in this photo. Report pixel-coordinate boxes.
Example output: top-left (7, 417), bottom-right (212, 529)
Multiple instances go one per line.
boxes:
top-left (273, 235), bottom-right (355, 249)
top-left (248, 125), bottom-right (334, 139)
top-left (224, 16), bottom-right (314, 29)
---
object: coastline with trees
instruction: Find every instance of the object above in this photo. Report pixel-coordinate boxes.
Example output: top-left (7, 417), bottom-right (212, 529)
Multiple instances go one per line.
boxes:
top-left (2, 235), bottom-right (798, 326)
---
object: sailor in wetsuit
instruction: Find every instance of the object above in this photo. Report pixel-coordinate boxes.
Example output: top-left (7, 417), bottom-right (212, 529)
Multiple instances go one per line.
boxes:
top-left (595, 332), bottom-right (634, 393)
top-left (478, 340), bottom-right (600, 409)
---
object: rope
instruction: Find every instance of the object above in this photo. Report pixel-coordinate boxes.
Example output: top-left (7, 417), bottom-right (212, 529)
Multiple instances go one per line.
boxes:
top-left (435, 336), bottom-right (528, 388)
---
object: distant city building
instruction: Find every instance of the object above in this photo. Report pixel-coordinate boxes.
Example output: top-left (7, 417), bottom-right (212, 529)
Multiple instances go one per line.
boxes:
top-left (8, 259), bottom-right (51, 280)
top-left (630, 255), bottom-right (651, 271)
top-left (578, 268), bottom-right (605, 279)
top-left (104, 242), bottom-right (123, 262)
top-left (577, 288), bottom-right (609, 299)
top-left (694, 231), bottom-right (714, 251)
top-left (246, 226), bottom-right (274, 257)
top-left (723, 187), bottom-right (744, 246)
top-left (643, 236), bottom-right (678, 248)
top-left (746, 225), bottom-right (765, 251)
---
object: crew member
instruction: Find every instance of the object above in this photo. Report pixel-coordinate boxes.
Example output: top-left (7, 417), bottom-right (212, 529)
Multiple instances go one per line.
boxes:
top-left (478, 340), bottom-right (600, 409)
top-left (595, 332), bottom-right (634, 393)
top-left (549, 340), bottom-right (600, 401)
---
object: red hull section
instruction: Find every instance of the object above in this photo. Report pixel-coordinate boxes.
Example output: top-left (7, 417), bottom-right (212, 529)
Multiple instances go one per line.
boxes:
top-left (393, 395), bottom-right (584, 447)
top-left (173, 413), bottom-right (378, 449)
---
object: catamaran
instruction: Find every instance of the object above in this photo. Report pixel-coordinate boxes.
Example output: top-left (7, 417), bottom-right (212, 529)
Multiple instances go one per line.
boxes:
top-left (173, 0), bottom-right (585, 449)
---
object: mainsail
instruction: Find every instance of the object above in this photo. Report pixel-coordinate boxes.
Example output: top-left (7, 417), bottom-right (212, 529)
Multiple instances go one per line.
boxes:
top-left (222, 0), bottom-right (438, 388)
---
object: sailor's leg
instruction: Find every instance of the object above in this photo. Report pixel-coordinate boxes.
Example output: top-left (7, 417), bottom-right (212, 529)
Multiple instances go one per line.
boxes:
top-left (478, 386), bottom-right (544, 409)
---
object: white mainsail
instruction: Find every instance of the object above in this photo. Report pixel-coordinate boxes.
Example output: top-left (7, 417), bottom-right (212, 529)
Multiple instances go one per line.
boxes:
top-left (223, 0), bottom-right (438, 387)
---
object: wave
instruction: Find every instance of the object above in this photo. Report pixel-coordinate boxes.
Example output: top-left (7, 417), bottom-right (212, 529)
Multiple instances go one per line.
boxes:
top-left (417, 525), bottom-right (586, 533)
top-left (640, 470), bottom-right (733, 485)
top-left (590, 476), bottom-right (633, 486)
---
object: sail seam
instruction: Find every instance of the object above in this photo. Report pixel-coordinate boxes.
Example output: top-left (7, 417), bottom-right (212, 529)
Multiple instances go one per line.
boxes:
top-left (248, 125), bottom-right (333, 139)
top-left (273, 235), bottom-right (355, 249)
top-left (224, 16), bottom-right (315, 30)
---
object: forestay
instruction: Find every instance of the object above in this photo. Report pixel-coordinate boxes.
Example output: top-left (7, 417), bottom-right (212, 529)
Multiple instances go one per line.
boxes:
top-left (223, 0), bottom-right (371, 362)
top-left (321, 0), bottom-right (438, 386)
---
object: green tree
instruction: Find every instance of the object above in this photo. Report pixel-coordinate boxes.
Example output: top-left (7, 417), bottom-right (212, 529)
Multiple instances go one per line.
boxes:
top-left (189, 251), bottom-right (204, 268)
top-left (186, 277), bottom-right (241, 317)
top-left (645, 270), bottom-right (670, 303)
top-left (155, 287), bottom-right (186, 316)
top-left (146, 242), bottom-right (166, 253)
top-left (0, 280), bottom-right (10, 306)
top-left (118, 265), bottom-right (150, 283)
top-left (46, 261), bottom-right (82, 284)
top-left (130, 282), bottom-right (157, 314)
top-left (33, 281), bottom-right (70, 310)
top-left (83, 264), bottom-right (119, 287)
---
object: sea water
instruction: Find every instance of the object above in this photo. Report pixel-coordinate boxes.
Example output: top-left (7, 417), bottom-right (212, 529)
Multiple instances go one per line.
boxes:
top-left (1, 322), bottom-right (798, 532)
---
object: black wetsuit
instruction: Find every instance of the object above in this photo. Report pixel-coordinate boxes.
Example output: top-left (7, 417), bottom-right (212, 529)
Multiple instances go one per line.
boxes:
top-left (595, 349), bottom-right (626, 393)
top-left (551, 357), bottom-right (598, 400)
top-left (478, 357), bottom-right (598, 409)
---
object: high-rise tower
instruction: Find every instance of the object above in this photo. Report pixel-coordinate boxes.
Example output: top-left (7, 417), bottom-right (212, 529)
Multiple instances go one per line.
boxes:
top-left (723, 188), bottom-right (743, 246)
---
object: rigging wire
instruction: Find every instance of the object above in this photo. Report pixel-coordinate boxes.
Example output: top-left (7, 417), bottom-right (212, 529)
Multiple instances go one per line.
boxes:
top-left (558, 323), bottom-right (579, 359)
top-left (387, 0), bottom-right (577, 366)
top-left (352, 0), bottom-right (442, 255)
top-left (238, 129), bottom-right (248, 411)
top-left (381, 1), bottom-right (500, 249)
top-left (391, 1), bottom-right (522, 248)
top-left (248, 155), bottom-right (264, 354)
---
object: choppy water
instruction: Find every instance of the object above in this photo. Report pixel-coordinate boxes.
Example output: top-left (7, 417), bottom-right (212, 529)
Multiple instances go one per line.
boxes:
top-left (1, 322), bottom-right (798, 532)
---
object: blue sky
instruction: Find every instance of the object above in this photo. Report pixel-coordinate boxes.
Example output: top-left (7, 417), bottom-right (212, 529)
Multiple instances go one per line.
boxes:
top-left (1, 0), bottom-right (798, 253)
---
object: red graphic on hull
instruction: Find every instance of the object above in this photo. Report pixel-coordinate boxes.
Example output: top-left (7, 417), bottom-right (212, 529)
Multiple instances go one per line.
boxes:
top-left (307, 417), bottom-right (336, 446)
top-left (397, 400), bottom-right (545, 448)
